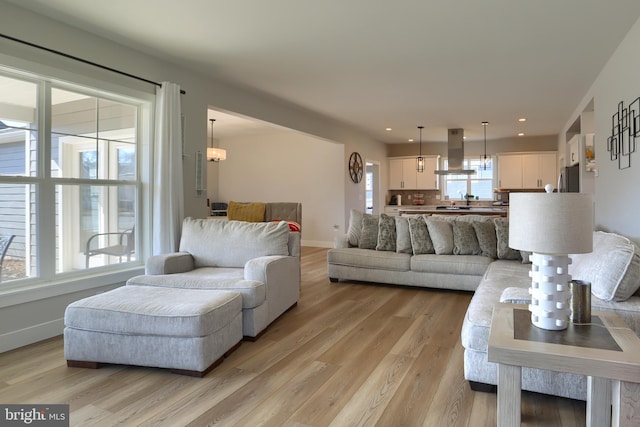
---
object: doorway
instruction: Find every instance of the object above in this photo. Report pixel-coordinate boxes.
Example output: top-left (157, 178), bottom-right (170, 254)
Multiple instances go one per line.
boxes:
top-left (365, 161), bottom-right (380, 215)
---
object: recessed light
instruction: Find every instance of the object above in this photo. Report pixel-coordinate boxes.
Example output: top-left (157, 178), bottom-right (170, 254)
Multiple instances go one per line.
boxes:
top-left (518, 133), bottom-right (525, 136)
top-left (518, 118), bottom-right (527, 122)
top-left (408, 138), bottom-right (414, 142)
top-left (386, 127), bottom-right (392, 131)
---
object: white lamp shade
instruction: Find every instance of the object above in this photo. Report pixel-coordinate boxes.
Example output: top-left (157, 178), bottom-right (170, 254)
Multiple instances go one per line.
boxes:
top-left (509, 192), bottom-right (593, 254)
top-left (207, 147), bottom-right (226, 161)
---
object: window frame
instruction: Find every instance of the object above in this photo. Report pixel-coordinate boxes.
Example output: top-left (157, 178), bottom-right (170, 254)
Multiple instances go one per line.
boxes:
top-left (441, 157), bottom-right (495, 201)
top-left (0, 65), bottom-right (152, 294)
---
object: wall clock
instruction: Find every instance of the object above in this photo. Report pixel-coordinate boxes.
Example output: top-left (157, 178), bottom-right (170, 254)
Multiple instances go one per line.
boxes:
top-left (348, 152), bottom-right (364, 183)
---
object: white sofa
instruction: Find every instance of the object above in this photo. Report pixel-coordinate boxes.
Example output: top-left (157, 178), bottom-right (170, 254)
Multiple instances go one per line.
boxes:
top-left (327, 210), bottom-right (640, 400)
top-left (128, 217), bottom-right (301, 339)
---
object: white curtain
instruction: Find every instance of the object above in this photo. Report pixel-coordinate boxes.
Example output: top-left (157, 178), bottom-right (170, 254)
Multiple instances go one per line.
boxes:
top-left (153, 82), bottom-right (184, 255)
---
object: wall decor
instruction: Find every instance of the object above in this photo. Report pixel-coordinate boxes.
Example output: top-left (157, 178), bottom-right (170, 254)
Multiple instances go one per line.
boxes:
top-left (607, 98), bottom-right (638, 169)
top-left (348, 152), bottom-right (363, 183)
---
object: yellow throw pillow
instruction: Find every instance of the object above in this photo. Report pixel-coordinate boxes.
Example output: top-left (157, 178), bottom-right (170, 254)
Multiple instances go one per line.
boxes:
top-left (227, 201), bottom-right (266, 222)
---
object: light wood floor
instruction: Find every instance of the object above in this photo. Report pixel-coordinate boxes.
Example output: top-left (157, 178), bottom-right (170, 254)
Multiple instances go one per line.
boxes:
top-left (0, 247), bottom-right (586, 426)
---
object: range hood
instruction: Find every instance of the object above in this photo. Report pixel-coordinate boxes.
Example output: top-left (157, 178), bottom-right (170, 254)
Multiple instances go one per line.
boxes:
top-left (434, 128), bottom-right (476, 175)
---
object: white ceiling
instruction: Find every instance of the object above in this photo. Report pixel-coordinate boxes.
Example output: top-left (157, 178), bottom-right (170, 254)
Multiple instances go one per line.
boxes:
top-left (9, 0), bottom-right (640, 143)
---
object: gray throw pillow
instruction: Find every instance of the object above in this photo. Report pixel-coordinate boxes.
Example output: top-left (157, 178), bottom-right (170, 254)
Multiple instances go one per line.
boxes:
top-left (493, 218), bottom-right (521, 260)
top-left (520, 251), bottom-right (532, 263)
top-left (408, 217), bottom-right (434, 254)
top-left (347, 209), bottom-right (364, 247)
top-left (570, 231), bottom-right (640, 302)
top-left (453, 221), bottom-right (481, 255)
top-left (395, 216), bottom-right (413, 254)
top-left (358, 215), bottom-right (379, 249)
top-left (376, 214), bottom-right (396, 251)
top-left (426, 218), bottom-right (454, 255)
top-left (472, 221), bottom-right (498, 259)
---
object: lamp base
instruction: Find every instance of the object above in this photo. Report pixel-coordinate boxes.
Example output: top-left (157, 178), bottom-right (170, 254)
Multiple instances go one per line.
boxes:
top-left (528, 253), bottom-right (571, 330)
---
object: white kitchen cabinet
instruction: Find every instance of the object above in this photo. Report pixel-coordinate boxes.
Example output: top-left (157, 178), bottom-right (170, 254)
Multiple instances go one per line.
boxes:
top-left (537, 153), bottom-right (558, 188)
top-left (384, 206), bottom-right (402, 216)
top-left (389, 158), bottom-right (413, 189)
top-left (498, 152), bottom-right (557, 189)
top-left (568, 135), bottom-right (580, 166)
top-left (389, 156), bottom-right (439, 190)
top-left (497, 155), bottom-right (523, 189)
top-left (522, 153), bottom-right (557, 188)
top-left (416, 156), bottom-right (439, 190)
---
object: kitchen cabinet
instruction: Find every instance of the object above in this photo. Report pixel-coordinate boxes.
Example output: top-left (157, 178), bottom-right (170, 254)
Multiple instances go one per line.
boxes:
top-left (389, 156), bottom-right (439, 190)
top-left (416, 156), bottom-right (439, 190)
top-left (498, 152), bottom-right (557, 189)
top-left (497, 155), bottom-right (523, 188)
top-left (522, 153), bottom-right (556, 188)
top-left (568, 135), bottom-right (580, 166)
top-left (383, 206), bottom-right (402, 216)
top-left (389, 158), bottom-right (410, 189)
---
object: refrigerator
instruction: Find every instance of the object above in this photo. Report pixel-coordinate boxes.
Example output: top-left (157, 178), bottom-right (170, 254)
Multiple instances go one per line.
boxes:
top-left (559, 165), bottom-right (580, 192)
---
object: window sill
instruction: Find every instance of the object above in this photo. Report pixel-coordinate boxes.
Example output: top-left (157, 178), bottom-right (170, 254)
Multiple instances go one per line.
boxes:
top-left (0, 266), bottom-right (144, 308)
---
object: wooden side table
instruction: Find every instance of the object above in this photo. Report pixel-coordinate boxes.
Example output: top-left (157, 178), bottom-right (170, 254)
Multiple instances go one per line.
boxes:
top-left (488, 303), bottom-right (640, 427)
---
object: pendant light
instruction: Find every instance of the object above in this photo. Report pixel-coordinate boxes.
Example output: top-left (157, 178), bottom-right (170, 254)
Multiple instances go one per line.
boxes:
top-left (416, 125), bottom-right (425, 173)
top-left (481, 121), bottom-right (490, 170)
top-left (207, 118), bottom-right (227, 162)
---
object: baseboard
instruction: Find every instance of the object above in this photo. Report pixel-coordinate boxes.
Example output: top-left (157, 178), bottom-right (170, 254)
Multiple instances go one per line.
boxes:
top-left (0, 318), bottom-right (63, 353)
top-left (301, 240), bottom-right (333, 248)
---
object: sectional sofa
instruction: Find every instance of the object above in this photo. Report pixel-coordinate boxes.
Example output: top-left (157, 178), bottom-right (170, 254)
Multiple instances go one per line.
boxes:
top-left (327, 210), bottom-right (640, 400)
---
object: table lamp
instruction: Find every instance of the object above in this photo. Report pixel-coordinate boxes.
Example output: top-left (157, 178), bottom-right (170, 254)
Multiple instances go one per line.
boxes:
top-left (509, 185), bottom-right (593, 330)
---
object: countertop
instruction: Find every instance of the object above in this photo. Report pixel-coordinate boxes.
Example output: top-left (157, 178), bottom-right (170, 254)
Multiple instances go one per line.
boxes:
top-left (388, 205), bottom-right (508, 216)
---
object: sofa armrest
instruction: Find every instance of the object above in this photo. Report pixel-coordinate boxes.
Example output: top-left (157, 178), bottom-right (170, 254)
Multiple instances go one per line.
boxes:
top-left (334, 234), bottom-right (349, 249)
top-left (245, 255), bottom-right (300, 321)
top-left (500, 287), bottom-right (532, 305)
top-left (145, 252), bottom-right (194, 275)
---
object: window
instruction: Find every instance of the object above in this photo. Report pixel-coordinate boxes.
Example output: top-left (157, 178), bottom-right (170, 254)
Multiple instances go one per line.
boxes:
top-left (0, 69), bottom-right (149, 286)
top-left (442, 158), bottom-right (494, 201)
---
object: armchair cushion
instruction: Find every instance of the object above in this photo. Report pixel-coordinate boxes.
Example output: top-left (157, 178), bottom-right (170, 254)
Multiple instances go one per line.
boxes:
top-left (179, 218), bottom-right (290, 268)
top-left (128, 270), bottom-right (266, 309)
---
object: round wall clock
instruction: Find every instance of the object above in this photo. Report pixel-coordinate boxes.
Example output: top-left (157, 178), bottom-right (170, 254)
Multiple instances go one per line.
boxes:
top-left (348, 152), bottom-right (364, 183)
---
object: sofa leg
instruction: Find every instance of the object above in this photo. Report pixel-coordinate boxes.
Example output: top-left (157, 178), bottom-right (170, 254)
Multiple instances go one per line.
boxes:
top-left (468, 381), bottom-right (497, 393)
top-left (329, 277), bottom-right (339, 283)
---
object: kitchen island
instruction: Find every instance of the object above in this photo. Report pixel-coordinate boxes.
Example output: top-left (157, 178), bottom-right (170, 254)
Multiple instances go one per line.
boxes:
top-left (387, 205), bottom-right (508, 217)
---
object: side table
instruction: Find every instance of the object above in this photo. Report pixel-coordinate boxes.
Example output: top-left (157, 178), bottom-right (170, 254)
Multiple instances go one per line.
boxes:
top-left (488, 303), bottom-right (640, 427)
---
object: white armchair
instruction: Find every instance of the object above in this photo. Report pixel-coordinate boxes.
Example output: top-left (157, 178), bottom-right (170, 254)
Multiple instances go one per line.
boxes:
top-left (127, 218), bottom-right (300, 339)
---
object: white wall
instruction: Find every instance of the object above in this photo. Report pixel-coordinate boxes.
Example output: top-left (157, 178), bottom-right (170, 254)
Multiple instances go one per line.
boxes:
top-left (217, 131), bottom-right (345, 247)
top-left (561, 16), bottom-right (640, 242)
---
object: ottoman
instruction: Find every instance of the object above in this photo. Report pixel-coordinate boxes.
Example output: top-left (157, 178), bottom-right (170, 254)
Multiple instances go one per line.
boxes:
top-left (64, 285), bottom-right (243, 377)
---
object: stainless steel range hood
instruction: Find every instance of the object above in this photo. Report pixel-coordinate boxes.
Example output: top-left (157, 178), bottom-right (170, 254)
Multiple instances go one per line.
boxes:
top-left (434, 128), bottom-right (476, 175)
